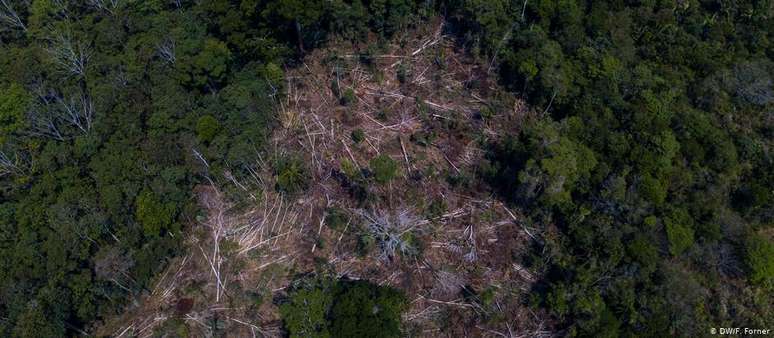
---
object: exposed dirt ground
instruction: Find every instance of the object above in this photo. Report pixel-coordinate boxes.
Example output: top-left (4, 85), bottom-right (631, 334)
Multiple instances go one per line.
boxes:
top-left (98, 19), bottom-right (551, 338)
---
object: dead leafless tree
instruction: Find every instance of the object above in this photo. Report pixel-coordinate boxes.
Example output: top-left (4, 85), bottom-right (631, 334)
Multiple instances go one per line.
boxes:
top-left (433, 270), bottom-right (465, 296)
top-left (356, 208), bottom-right (422, 260)
top-left (198, 188), bottom-right (229, 302)
top-left (156, 37), bottom-right (176, 64)
top-left (51, 0), bottom-right (68, 17)
top-left (27, 99), bottom-right (66, 141)
top-left (0, 150), bottom-right (31, 176)
top-left (47, 33), bottom-right (91, 77)
top-left (0, 151), bottom-right (18, 176)
top-left (59, 91), bottom-right (94, 132)
top-left (27, 86), bottom-right (95, 140)
top-left (732, 61), bottom-right (774, 105)
top-left (94, 247), bottom-right (136, 293)
top-left (192, 148), bottom-right (210, 168)
top-left (0, 0), bottom-right (27, 32)
top-left (87, 0), bottom-right (122, 15)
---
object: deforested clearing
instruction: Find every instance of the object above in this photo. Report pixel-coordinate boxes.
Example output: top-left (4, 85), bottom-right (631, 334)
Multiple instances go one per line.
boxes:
top-left (98, 21), bottom-right (547, 337)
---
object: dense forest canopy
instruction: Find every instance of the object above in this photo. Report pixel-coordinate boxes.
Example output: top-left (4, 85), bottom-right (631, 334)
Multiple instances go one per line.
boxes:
top-left (0, 0), bottom-right (771, 337)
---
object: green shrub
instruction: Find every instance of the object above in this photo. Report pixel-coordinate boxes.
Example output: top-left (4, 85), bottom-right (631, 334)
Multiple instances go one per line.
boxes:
top-left (410, 130), bottom-right (435, 146)
top-left (340, 158), bottom-right (360, 179)
top-left (446, 171), bottom-right (472, 188)
top-left (259, 62), bottom-right (284, 88)
top-left (136, 189), bottom-right (176, 237)
top-left (479, 287), bottom-right (496, 307)
top-left (340, 88), bottom-right (356, 106)
top-left (329, 280), bottom-right (407, 338)
top-left (0, 83), bottom-right (29, 144)
top-left (325, 207), bottom-right (348, 230)
top-left (280, 277), bottom-right (407, 338)
top-left (196, 115), bottom-right (220, 142)
top-left (744, 234), bottom-right (774, 287)
top-left (357, 233), bottom-right (375, 256)
top-left (626, 235), bottom-right (659, 272)
top-left (479, 106), bottom-right (495, 120)
top-left (396, 63), bottom-right (408, 83)
top-left (351, 129), bottom-right (365, 144)
top-left (376, 109), bottom-right (390, 121)
top-left (280, 278), bottom-right (334, 338)
top-left (426, 198), bottom-right (447, 218)
top-left (275, 156), bottom-right (308, 193)
top-left (639, 174), bottom-right (667, 205)
top-left (369, 154), bottom-right (398, 184)
top-left (665, 209), bottom-right (695, 256)
top-left (180, 38), bottom-right (232, 87)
